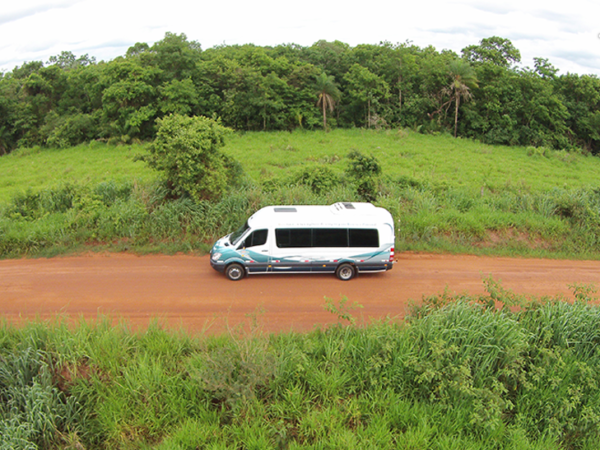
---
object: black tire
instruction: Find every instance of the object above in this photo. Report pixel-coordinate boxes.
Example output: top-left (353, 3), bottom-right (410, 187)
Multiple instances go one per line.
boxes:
top-left (336, 263), bottom-right (355, 281)
top-left (226, 263), bottom-right (245, 281)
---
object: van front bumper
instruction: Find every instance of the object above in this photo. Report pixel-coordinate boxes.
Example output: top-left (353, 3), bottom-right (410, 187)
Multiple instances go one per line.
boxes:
top-left (210, 258), bottom-right (226, 273)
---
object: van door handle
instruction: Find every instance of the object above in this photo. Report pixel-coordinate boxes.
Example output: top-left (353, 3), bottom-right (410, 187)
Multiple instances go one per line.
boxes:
top-left (261, 250), bottom-right (268, 252)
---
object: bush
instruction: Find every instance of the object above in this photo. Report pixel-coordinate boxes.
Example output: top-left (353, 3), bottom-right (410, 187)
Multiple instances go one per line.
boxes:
top-left (51, 114), bottom-right (98, 149)
top-left (296, 165), bottom-right (339, 194)
top-left (144, 114), bottom-right (234, 202)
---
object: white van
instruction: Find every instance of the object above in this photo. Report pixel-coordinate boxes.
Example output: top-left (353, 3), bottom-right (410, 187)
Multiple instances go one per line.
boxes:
top-left (210, 202), bottom-right (395, 281)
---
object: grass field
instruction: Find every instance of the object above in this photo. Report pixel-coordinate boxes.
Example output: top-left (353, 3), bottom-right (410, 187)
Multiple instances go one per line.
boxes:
top-left (1, 129), bottom-right (599, 205)
top-left (223, 129), bottom-right (600, 193)
top-left (0, 141), bottom-right (156, 204)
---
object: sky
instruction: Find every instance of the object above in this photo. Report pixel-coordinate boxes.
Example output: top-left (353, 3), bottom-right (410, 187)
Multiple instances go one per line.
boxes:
top-left (1, 0), bottom-right (599, 76)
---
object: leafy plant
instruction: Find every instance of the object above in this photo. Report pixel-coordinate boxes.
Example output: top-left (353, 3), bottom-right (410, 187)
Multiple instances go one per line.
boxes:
top-left (144, 114), bottom-right (233, 202)
top-left (323, 295), bottom-right (363, 325)
top-left (346, 150), bottom-right (382, 201)
top-left (296, 164), bottom-right (339, 194)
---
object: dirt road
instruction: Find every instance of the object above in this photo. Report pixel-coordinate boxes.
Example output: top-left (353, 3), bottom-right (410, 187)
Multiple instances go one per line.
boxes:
top-left (1, 253), bottom-right (599, 333)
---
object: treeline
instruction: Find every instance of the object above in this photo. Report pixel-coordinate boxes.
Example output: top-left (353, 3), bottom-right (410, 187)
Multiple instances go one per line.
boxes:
top-left (1, 33), bottom-right (599, 154)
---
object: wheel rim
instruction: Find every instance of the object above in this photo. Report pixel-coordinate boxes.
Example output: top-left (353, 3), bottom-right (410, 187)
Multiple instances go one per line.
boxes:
top-left (228, 266), bottom-right (242, 280)
top-left (339, 266), bottom-right (353, 280)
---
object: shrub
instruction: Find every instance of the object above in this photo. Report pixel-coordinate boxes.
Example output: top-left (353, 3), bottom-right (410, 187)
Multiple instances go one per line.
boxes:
top-left (144, 114), bottom-right (234, 202)
top-left (346, 150), bottom-right (382, 202)
top-left (296, 165), bottom-right (339, 194)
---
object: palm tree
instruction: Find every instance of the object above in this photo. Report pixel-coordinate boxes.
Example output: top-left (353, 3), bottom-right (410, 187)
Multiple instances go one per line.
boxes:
top-left (444, 59), bottom-right (478, 137)
top-left (315, 72), bottom-right (341, 131)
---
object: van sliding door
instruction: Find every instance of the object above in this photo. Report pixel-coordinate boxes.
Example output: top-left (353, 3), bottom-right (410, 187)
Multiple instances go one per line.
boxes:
top-left (271, 229), bottom-right (312, 273)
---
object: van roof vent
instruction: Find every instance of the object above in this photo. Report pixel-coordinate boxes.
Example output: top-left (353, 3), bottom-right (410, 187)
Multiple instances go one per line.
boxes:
top-left (342, 203), bottom-right (355, 209)
top-left (274, 207), bottom-right (297, 213)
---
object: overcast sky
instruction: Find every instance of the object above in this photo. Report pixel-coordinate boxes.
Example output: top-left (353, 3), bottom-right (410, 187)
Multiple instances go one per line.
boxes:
top-left (1, 0), bottom-right (599, 76)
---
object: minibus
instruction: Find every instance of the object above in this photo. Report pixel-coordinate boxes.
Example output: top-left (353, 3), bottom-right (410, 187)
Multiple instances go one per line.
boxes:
top-left (210, 202), bottom-right (395, 281)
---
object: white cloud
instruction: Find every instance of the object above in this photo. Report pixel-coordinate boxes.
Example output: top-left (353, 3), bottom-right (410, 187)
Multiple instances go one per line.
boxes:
top-left (0, 0), bottom-right (599, 76)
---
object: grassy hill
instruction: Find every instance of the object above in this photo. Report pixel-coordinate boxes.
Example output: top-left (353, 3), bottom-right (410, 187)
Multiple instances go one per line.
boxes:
top-left (0, 142), bottom-right (156, 204)
top-left (2, 129), bottom-right (599, 204)
top-left (1, 129), bottom-right (600, 259)
top-left (224, 129), bottom-right (599, 193)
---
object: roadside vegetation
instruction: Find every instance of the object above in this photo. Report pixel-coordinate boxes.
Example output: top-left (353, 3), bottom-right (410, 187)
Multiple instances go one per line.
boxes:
top-left (2, 283), bottom-right (600, 449)
top-left (2, 128), bottom-right (600, 260)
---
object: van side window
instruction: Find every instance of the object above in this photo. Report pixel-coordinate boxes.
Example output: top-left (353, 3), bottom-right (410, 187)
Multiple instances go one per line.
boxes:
top-left (313, 229), bottom-right (348, 247)
top-left (275, 228), bottom-right (379, 248)
top-left (241, 229), bottom-right (268, 248)
top-left (349, 229), bottom-right (379, 247)
top-left (275, 229), bottom-right (312, 248)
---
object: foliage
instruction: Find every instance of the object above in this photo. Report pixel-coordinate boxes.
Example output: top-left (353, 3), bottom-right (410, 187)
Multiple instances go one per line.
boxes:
top-left (144, 114), bottom-right (233, 201)
top-left (2, 286), bottom-right (600, 448)
top-left (346, 150), bottom-right (382, 201)
top-left (314, 72), bottom-right (341, 131)
top-left (0, 33), bottom-right (599, 153)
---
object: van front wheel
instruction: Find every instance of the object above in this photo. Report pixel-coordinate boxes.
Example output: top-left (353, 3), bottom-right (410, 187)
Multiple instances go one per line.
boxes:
top-left (336, 263), bottom-right (355, 281)
top-left (226, 263), bottom-right (245, 281)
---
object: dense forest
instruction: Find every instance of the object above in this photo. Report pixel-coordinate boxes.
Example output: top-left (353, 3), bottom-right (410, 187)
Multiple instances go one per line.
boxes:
top-left (1, 32), bottom-right (599, 154)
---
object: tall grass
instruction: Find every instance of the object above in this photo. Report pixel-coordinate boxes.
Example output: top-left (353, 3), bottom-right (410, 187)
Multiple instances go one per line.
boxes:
top-left (2, 177), bottom-right (600, 259)
top-left (2, 284), bottom-right (600, 448)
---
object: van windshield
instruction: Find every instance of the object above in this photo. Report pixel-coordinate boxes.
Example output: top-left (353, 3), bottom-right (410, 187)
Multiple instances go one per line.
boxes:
top-left (229, 221), bottom-right (249, 246)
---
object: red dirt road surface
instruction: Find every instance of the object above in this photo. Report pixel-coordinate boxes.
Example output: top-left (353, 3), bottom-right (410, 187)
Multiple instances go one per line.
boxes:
top-left (1, 253), bottom-right (600, 334)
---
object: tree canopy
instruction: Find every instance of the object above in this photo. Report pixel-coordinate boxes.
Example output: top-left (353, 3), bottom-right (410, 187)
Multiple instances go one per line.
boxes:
top-left (1, 33), bottom-right (599, 154)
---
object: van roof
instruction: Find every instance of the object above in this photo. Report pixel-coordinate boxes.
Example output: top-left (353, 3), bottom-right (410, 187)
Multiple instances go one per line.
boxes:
top-left (248, 202), bottom-right (393, 228)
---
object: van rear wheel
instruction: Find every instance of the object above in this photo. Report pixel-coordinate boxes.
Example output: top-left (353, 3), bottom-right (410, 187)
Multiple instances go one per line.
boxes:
top-left (336, 263), bottom-right (355, 281)
top-left (226, 263), bottom-right (245, 281)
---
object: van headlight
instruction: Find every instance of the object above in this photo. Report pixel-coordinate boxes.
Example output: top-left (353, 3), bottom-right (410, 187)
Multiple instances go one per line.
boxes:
top-left (212, 252), bottom-right (222, 261)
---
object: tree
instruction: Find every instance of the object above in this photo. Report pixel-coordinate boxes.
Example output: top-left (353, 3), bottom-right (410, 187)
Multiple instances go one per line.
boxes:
top-left (444, 59), bottom-right (478, 137)
top-left (150, 32), bottom-right (202, 81)
top-left (100, 59), bottom-right (161, 139)
top-left (144, 114), bottom-right (232, 201)
top-left (462, 36), bottom-right (521, 68)
top-left (314, 72), bottom-right (340, 131)
top-left (533, 57), bottom-right (559, 79)
top-left (47, 51), bottom-right (96, 70)
top-left (344, 64), bottom-right (390, 128)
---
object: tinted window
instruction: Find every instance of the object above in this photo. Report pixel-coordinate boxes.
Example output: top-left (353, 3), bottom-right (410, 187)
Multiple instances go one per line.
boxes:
top-left (275, 228), bottom-right (380, 248)
top-left (349, 229), bottom-right (379, 247)
top-left (276, 229), bottom-right (312, 248)
top-left (313, 228), bottom-right (348, 247)
top-left (241, 229), bottom-right (268, 248)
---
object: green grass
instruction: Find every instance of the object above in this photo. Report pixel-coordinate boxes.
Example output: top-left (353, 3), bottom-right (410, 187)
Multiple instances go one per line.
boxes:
top-left (2, 130), bottom-right (599, 206)
top-left (223, 129), bottom-right (600, 193)
top-left (2, 284), bottom-right (600, 449)
top-left (0, 141), bottom-right (156, 204)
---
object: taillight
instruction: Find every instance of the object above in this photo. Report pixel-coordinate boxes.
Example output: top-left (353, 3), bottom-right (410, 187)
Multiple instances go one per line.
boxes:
top-left (390, 247), bottom-right (395, 262)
